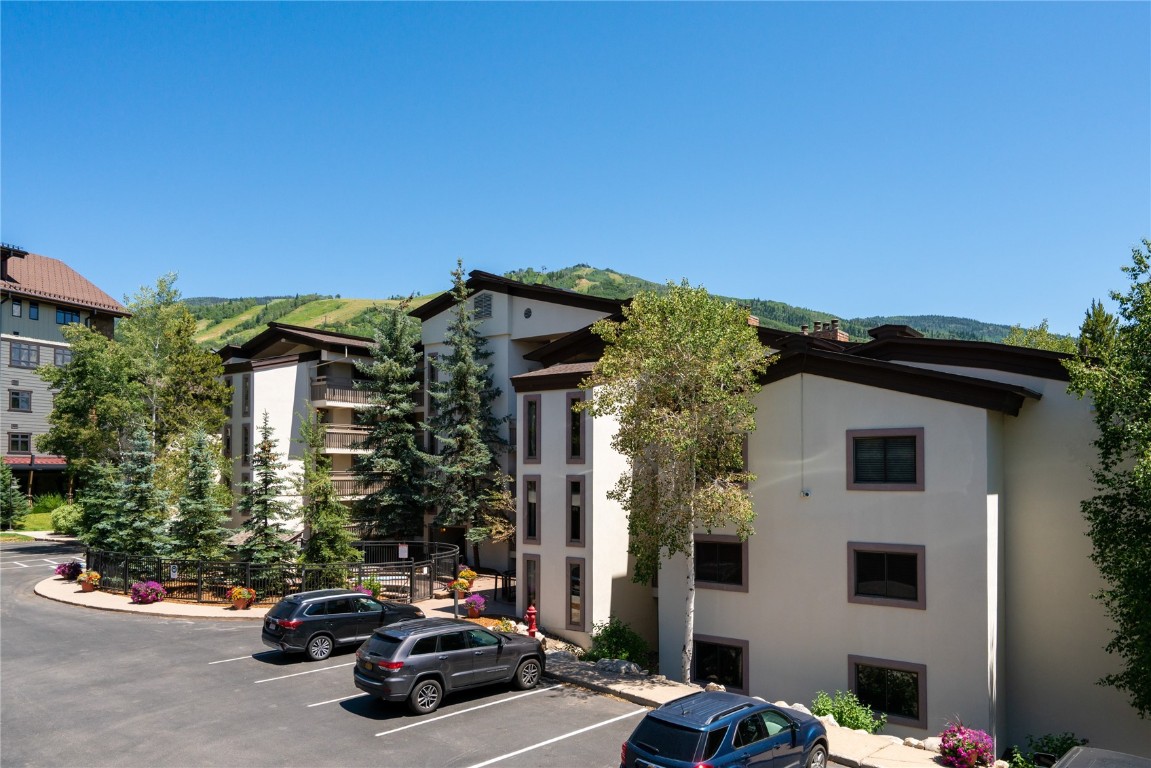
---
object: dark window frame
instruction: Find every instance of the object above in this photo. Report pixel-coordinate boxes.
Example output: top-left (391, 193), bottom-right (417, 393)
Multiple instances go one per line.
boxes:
top-left (522, 553), bottom-right (540, 612)
top-left (523, 395), bottom-right (541, 464)
top-left (694, 534), bottom-right (749, 592)
top-left (846, 428), bottom-right (924, 491)
top-left (241, 424), bottom-right (252, 467)
top-left (56, 307), bottom-right (81, 325)
top-left (241, 374), bottom-right (252, 418)
top-left (848, 542), bottom-right (926, 610)
top-left (8, 432), bottom-right (32, 453)
top-left (849, 654), bottom-right (928, 729)
top-left (566, 391), bottom-right (586, 464)
top-left (11, 298), bottom-right (21, 317)
top-left (9, 390), bottom-right (32, 412)
top-left (693, 634), bottom-right (750, 694)
top-left (28, 301), bottom-right (39, 320)
top-left (522, 476), bottom-right (540, 544)
top-left (53, 347), bottom-right (72, 367)
top-left (566, 475), bottom-right (586, 547)
top-left (566, 556), bottom-right (586, 631)
top-left (10, 342), bottom-right (39, 369)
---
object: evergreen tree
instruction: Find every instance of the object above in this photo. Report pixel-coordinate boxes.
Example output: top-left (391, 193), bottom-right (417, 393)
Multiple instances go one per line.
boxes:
top-left (1, 462), bottom-right (29, 530)
top-left (1065, 240), bottom-right (1151, 717)
top-left (424, 261), bottom-right (505, 539)
top-left (77, 462), bottom-right (122, 551)
top-left (168, 430), bottom-right (231, 560)
top-left (298, 409), bottom-right (362, 566)
top-left (1078, 298), bottom-right (1119, 358)
top-left (353, 303), bottom-right (430, 537)
top-left (237, 413), bottom-right (297, 564)
top-left (81, 427), bottom-right (170, 556)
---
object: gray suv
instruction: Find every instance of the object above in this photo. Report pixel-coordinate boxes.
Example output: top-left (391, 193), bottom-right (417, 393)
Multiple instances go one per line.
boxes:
top-left (262, 589), bottom-right (424, 661)
top-left (353, 617), bottom-right (545, 714)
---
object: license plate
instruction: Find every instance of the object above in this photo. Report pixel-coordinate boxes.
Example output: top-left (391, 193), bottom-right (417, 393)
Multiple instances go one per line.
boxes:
top-left (265, 620), bottom-right (276, 631)
top-left (361, 661), bottom-right (373, 671)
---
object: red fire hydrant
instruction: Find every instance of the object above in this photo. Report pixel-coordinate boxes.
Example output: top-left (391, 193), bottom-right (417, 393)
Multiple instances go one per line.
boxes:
top-left (524, 603), bottom-right (538, 638)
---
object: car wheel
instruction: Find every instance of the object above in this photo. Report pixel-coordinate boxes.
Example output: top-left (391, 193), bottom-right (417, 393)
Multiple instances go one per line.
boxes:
top-left (806, 744), bottom-right (828, 768)
top-left (306, 634), bottom-right (334, 661)
top-left (408, 679), bottom-right (443, 714)
top-left (512, 658), bottom-right (542, 690)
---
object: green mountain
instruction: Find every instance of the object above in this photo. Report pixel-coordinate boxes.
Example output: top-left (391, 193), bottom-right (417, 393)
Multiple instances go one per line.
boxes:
top-left (189, 264), bottom-right (1019, 347)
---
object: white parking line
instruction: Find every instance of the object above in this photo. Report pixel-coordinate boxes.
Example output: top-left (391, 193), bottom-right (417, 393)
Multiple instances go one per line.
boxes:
top-left (462, 708), bottom-right (646, 768)
top-left (209, 651), bottom-right (280, 664)
top-left (253, 662), bottom-right (355, 683)
top-left (307, 693), bottom-right (369, 707)
top-left (375, 685), bottom-right (563, 737)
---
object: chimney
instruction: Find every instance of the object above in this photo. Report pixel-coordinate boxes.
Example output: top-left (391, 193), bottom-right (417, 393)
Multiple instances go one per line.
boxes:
top-left (811, 319), bottom-right (850, 343)
top-left (747, 315), bottom-right (760, 327)
top-left (800, 324), bottom-right (809, 335)
top-left (1, 243), bottom-right (29, 282)
top-left (813, 321), bottom-right (822, 332)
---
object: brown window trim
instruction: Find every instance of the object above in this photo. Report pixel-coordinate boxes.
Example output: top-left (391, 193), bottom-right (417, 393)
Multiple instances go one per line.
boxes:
top-left (522, 553), bottom-right (541, 614)
top-left (8, 432), bottom-right (33, 454)
top-left (694, 534), bottom-right (749, 592)
top-left (566, 391), bottom-right (586, 464)
top-left (847, 542), bottom-right (926, 610)
top-left (523, 395), bottom-right (541, 464)
top-left (8, 389), bottom-right (32, 412)
top-left (521, 475), bottom-right (541, 545)
top-left (566, 474), bottom-right (586, 547)
top-left (693, 633), bottom-right (750, 695)
top-left (566, 556), bottom-right (586, 632)
top-left (846, 427), bottom-right (924, 491)
top-left (848, 654), bottom-right (928, 729)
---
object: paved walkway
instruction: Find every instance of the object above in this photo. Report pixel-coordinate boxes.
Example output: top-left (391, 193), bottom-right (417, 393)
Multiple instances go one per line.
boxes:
top-left (20, 531), bottom-right (943, 768)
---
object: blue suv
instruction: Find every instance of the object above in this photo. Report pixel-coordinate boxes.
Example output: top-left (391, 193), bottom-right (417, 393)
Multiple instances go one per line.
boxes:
top-left (621, 691), bottom-right (829, 768)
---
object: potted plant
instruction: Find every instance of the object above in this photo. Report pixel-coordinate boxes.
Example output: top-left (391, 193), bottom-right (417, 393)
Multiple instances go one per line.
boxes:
top-left (227, 585), bottom-right (257, 609)
top-left (448, 578), bottom-right (471, 597)
top-left (76, 570), bottom-right (101, 592)
top-left (458, 567), bottom-right (478, 588)
top-left (54, 561), bottom-right (83, 581)
top-left (463, 593), bottom-right (486, 618)
top-left (129, 581), bottom-right (167, 605)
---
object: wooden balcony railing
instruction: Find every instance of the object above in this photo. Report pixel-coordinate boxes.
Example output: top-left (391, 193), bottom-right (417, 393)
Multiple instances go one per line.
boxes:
top-left (331, 472), bottom-right (385, 498)
top-left (323, 426), bottom-right (370, 452)
top-left (311, 376), bottom-right (372, 406)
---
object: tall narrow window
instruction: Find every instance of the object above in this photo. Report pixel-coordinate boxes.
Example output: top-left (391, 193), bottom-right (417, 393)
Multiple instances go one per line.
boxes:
top-left (523, 395), bottom-right (541, 463)
top-left (28, 301), bottom-right (39, 320)
top-left (566, 392), bottom-right (585, 463)
top-left (847, 428), bottom-right (924, 491)
top-left (567, 476), bottom-right (585, 546)
top-left (241, 374), bottom-right (252, 417)
top-left (523, 554), bottom-right (540, 610)
top-left (11, 298), bottom-right (21, 317)
top-left (223, 424), bottom-right (233, 459)
top-left (223, 377), bottom-right (233, 417)
top-left (523, 477), bottom-right (540, 543)
top-left (241, 424), bottom-right (251, 467)
top-left (566, 557), bottom-right (585, 631)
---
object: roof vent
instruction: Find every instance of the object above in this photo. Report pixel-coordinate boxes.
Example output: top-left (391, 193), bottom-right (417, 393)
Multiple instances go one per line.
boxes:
top-left (867, 324), bottom-right (925, 340)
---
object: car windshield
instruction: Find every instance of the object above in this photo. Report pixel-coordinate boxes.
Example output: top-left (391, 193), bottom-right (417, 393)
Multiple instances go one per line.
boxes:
top-left (629, 717), bottom-right (704, 762)
top-left (364, 634), bottom-right (404, 658)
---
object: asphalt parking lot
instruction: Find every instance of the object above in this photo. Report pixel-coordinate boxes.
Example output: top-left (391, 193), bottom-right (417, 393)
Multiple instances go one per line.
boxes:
top-left (0, 541), bottom-right (645, 767)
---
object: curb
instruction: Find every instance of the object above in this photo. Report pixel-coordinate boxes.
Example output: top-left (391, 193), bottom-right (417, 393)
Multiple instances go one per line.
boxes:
top-left (33, 580), bottom-right (267, 621)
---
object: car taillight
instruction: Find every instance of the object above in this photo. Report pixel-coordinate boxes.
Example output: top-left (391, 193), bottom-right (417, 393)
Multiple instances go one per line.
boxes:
top-left (380, 661), bottom-right (404, 671)
top-left (277, 619), bottom-right (302, 629)
top-left (620, 742), bottom-right (628, 764)
top-left (693, 764), bottom-right (715, 768)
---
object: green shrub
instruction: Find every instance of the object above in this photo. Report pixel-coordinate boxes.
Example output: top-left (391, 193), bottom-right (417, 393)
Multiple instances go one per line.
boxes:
top-left (583, 616), bottom-right (650, 664)
top-left (31, 493), bottom-right (66, 516)
top-left (51, 503), bottom-right (85, 536)
top-left (811, 690), bottom-right (886, 733)
top-left (1008, 732), bottom-right (1089, 768)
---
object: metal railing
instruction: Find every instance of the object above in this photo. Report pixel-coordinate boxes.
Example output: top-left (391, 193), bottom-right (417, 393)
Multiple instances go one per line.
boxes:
top-left (84, 541), bottom-right (459, 605)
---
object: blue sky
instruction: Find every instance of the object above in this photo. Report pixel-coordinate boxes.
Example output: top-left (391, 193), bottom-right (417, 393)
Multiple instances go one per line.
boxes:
top-left (2, 3), bottom-right (1148, 335)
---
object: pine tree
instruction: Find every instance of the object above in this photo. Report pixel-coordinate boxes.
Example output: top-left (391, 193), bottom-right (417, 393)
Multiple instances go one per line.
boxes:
top-left (77, 462), bottom-right (122, 551)
top-left (169, 430), bottom-right (231, 560)
top-left (82, 427), bottom-right (170, 556)
top-left (424, 261), bottom-right (505, 539)
top-left (1078, 298), bottom-right (1119, 358)
top-left (298, 409), bottom-right (362, 566)
top-left (237, 413), bottom-right (297, 564)
top-left (1, 462), bottom-right (29, 530)
top-left (353, 303), bottom-right (430, 537)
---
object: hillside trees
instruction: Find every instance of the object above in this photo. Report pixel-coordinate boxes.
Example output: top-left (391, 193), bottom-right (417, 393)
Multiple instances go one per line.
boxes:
top-left (580, 285), bottom-right (768, 681)
top-left (1065, 240), bottom-right (1151, 718)
top-left (578, 283), bottom-right (769, 681)
top-left (353, 304), bottom-right (429, 537)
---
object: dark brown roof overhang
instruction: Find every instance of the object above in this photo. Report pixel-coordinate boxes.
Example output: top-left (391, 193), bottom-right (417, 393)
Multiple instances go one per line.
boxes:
top-left (232, 322), bottom-right (374, 359)
top-left (409, 270), bottom-right (625, 321)
top-left (511, 362), bottom-right (597, 392)
top-left (851, 337), bottom-right (1072, 381)
top-left (762, 349), bottom-right (1041, 416)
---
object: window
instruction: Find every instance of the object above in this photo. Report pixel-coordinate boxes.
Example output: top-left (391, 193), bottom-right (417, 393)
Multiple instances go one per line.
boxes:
top-left (9, 390), bottom-right (31, 412)
top-left (241, 424), bottom-right (251, 467)
top-left (850, 655), bottom-right (927, 728)
top-left (53, 348), bottom-right (72, 366)
top-left (28, 301), bottom-right (38, 320)
top-left (8, 433), bottom-right (32, 453)
top-left (10, 342), bottom-right (38, 369)
top-left (223, 377), bottom-right (233, 417)
top-left (522, 477), bottom-right (540, 543)
top-left (411, 636), bottom-right (438, 655)
top-left (523, 554), bottom-right (540, 610)
top-left (566, 557), bottom-right (585, 631)
top-left (566, 392), bottom-right (585, 463)
top-left (473, 292), bottom-right (492, 319)
top-left (11, 298), bottom-right (21, 317)
top-left (567, 476), bottom-right (585, 546)
top-left (693, 635), bottom-right (749, 694)
top-left (223, 424), bottom-right (233, 459)
top-left (523, 395), bottom-right (541, 463)
top-left (56, 308), bottom-right (81, 325)
top-left (847, 428), bottom-right (924, 491)
top-left (241, 374), bottom-right (251, 417)
top-left (240, 473), bottom-right (251, 500)
top-left (695, 535), bottom-right (748, 592)
top-left (848, 543), bottom-right (926, 610)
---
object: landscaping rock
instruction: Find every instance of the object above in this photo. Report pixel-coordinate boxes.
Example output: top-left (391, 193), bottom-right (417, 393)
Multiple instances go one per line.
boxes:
top-left (704, 681), bottom-right (727, 692)
top-left (816, 714), bottom-right (839, 728)
top-left (593, 658), bottom-right (647, 676)
top-left (789, 703), bottom-right (812, 715)
top-left (923, 737), bottom-right (943, 753)
top-left (547, 650), bottom-right (579, 662)
top-left (905, 738), bottom-right (924, 749)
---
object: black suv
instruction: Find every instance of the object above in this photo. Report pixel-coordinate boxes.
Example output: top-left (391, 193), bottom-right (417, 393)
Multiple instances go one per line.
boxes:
top-left (262, 589), bottom-right (424, 661)
top-left (353, 617), bottom-right (545, 714)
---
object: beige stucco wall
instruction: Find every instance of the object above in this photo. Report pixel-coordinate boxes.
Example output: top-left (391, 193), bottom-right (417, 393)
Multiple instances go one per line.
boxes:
top-left (659, 373), bottom-right (1000, 741)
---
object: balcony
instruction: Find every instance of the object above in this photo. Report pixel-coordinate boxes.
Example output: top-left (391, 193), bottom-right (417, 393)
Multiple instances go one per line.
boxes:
top-left (311, 376), bottom-right (372, 408)
top-left (331, 471), bottom-right (385, 499)
top-left (323, 425), bottom-right (370, 454)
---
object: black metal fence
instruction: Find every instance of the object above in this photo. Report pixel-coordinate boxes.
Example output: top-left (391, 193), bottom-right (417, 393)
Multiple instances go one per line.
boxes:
top-left (84, 541), bottom-right (459, 605)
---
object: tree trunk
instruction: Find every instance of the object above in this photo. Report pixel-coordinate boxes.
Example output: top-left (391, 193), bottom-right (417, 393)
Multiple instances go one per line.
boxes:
top-left (682, 534), bottom-right (696, 683)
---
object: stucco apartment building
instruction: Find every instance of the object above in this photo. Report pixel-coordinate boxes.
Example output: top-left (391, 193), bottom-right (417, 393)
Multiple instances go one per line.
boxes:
top-left (411, 270), bottom-right (1146, 755)
top-left (0, 245), bottom-right (128, 497)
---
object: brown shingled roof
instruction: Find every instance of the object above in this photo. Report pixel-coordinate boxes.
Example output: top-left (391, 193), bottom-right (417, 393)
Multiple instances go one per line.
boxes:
top-left (1, 252), bottom-right (128, 315)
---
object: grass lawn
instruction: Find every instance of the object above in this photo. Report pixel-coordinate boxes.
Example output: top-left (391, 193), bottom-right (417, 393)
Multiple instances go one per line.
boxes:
top-left (0, 533), bottom-right (34, 542)
top-left (18, 511), bottom-right (54, 531)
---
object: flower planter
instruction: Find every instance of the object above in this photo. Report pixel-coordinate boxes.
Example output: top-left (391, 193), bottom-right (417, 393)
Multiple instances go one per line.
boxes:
top-left (80, 582), bottom-right (96, 593)
top-left (233, 598), bottom-right (248, 610)
top-left (467, 604), bottom-right (481, 618)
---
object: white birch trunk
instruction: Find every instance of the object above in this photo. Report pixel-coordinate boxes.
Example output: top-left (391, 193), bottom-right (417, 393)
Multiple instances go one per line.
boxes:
top-left (682, 533), bottom-right (696, 682)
